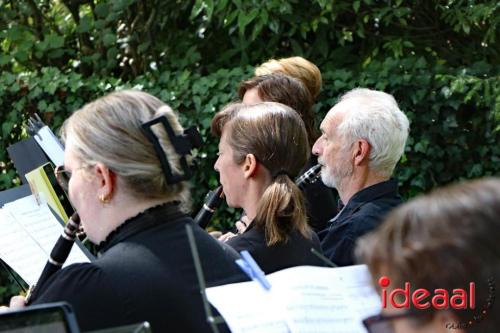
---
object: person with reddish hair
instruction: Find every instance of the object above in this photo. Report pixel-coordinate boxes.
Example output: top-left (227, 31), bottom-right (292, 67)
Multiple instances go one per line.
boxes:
top-left (357, 177), bottom-right (500, 333)
top-left (238, 73), bottom-right (337, 231)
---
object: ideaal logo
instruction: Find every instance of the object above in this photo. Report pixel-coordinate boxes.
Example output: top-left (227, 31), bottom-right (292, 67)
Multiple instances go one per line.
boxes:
top-left (378, 276), bottom-right (476, 310)
top-left (446, 277), bottom-right (496, 330)
top-left (378, 276), bottom-right (496, 329)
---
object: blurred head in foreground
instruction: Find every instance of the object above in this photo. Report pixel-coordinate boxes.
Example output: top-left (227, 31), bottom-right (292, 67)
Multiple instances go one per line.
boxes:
top-left (357, 177), bottom-right (500, 333)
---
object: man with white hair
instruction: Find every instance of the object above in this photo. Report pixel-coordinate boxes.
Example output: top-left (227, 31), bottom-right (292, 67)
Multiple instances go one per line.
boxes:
top-left (312, 88), bottom-right (410, 266)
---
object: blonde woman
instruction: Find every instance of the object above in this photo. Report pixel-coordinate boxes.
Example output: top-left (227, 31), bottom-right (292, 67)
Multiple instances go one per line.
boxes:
top-left (8, 90), bottom-right (245, 332)
top-left (255, 56), bottom-right (322, 100)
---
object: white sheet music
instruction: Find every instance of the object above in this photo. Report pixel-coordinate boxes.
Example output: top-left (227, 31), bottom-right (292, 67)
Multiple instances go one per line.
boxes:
top-left (33, 126), bottom-right (65, 167)
top-left (206, 265), bottom-right (381, 333)
top-left (206, 282), bottom-right (292, 333)
top-left (0, 209), bottom-right (47, 286)
top-left (0, 195), bottom-right (89, 286)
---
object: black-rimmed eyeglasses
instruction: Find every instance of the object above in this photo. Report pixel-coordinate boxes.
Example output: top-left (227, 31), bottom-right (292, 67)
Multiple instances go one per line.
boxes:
top-left (54, 165), bottom-right (85, 193)
top-left (363, 312), bottom-right (422, 333)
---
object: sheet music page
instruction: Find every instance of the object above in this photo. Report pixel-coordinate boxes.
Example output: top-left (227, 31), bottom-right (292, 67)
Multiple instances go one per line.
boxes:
top-left (269, 265), bottom-right (381, 333)
top-left (335, 266), bottom-right (382, 326)
top-left (207, 265), bottom-right (381, 333)
top-left (1, 195), bottom-right (89, 285)
top-left (33, 126), bottom-right (65, 167)
top-left (0, 208), bottom-right (47, 286)
top-left (206, 281), bottom-right (292, 333)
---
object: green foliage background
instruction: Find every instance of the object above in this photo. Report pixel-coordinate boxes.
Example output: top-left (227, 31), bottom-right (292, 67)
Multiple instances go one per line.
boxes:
top-left (0, 0), bottom-right (499, 302)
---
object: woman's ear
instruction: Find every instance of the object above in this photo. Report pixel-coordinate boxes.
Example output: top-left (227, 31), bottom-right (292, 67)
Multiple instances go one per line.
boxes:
top-left (242, 154), bottom-right (258, 179)
top-left (94, 163), bottom-right (115, 201)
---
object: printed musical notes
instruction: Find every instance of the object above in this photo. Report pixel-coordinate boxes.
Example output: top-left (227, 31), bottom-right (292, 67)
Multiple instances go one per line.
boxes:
top-left (206, 265), bottom-right (381, 333)
top-left (0, 194), bottom-right (89, 286)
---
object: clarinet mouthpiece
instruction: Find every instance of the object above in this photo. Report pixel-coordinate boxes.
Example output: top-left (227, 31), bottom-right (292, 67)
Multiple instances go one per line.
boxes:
top-left (195, 186), bottom-right (224, 228)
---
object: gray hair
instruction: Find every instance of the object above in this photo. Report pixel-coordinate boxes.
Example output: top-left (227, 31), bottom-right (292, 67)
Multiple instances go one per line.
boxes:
top-left (336, 88), bottom-right (409, 178)
top-left (61, 90), bottom-right (191, 211)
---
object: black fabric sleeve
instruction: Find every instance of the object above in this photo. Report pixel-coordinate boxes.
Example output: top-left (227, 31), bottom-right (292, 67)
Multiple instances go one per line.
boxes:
top-left (327, 237), bottom-right (356, 267)
top-left (225, 234), bottom-right (256, 253)
top-left (32, 263), bottom-right (125, 332)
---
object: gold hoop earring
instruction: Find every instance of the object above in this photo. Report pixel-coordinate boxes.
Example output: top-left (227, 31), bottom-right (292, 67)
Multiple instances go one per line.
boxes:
top-left (99, 193), bottom-right (110, 204)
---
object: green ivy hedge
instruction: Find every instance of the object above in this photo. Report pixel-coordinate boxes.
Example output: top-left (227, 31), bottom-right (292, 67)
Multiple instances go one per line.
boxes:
top-left (0, 58), bottom-right (499, 303)
top-left (1, 58), bottom-right (499, 215)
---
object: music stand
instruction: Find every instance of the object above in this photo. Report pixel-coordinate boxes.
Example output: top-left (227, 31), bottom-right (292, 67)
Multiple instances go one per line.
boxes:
top-left (84, 322), bottom-right (151, 333)
top-left (0, 302), bottom-right (80, 333)
top-left (185, 224), bottom-right (227, 333)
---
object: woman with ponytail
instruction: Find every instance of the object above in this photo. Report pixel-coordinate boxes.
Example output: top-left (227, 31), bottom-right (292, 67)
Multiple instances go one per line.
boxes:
top-left (212, 102), bottom-right (323, 274)
top-left (238, 73), bottom-right (337, 231)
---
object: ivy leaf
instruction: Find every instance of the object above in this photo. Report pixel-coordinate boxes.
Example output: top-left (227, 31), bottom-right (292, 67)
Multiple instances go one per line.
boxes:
top-left (353, 1), bottom-right (360, 13)
top-left (103, 33), bottom-right (116, 47)
top-left (205, 0), bottom-right (214, 21)
top-left (462, 23), bottom-right (470, 34)
top-left (95, 3), bottom-right (109, 18)
top-left (77, 16), bottom-right (92, 33)
top-left (238, 9), bottom-right (259, 35)
top-left (190, 0), bottom-right (204, 19)
top-left (37, 100), bottom-right (48, 111)
top-left (0, 55), bottom-right (11, 65)
top-left (47, 34), bottom-right (64, 49)
top-left (1, 122), bottom-right (14, 137)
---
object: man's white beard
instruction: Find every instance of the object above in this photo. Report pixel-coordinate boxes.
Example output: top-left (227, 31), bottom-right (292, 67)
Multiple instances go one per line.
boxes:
top-left (321, 166), bottom-right (339, 189)
top-left (320, 160), bottom-right (353, 192)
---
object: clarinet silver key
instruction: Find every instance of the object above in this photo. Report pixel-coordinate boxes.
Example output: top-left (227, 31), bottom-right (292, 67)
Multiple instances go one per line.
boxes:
top-left (295, 164), bottom-right (322, 189)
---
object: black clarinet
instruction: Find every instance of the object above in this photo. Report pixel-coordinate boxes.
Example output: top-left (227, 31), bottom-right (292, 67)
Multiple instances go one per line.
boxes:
top-left (195, 165), bottom-right (321, 228)
top-left (295, 164), bottom-right (322, 190)
top-left (25, 213), bottom-right (81, 305)
top-left (194, 186), bottom-right (224, 229)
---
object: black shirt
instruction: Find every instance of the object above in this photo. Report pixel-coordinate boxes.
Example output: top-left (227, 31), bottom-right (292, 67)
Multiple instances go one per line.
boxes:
top-left (226, 221), bottom-right (324, 274)
top-left (318, 179), bottom-right (402, 266)
top-left (31, 202), bottom-right (247, 332)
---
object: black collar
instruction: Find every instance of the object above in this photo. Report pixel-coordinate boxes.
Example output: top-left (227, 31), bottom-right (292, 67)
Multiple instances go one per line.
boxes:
top-left (330, 179), bottom-right (400, 224)
top-left (343, 178), bottom-right (399, 207)
top-left (97, 201), bottom-right (184, 255)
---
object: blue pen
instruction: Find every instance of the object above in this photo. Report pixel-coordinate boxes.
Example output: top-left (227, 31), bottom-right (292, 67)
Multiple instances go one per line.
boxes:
top-left (235, 250), bottom-right (272, 290)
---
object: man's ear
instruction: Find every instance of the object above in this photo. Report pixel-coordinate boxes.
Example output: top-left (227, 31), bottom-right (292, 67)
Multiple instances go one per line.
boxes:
top-left (94, 163), bottom-right (115, 200)
top-left (242, 154), bottom-right (258, 179)
top-left (353, 139), bottom-right (371, 166)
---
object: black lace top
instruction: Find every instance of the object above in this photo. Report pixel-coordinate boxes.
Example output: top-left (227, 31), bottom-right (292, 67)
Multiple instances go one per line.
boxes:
top-left (31, 202), bottom-right (246, 332)
top-left (96, 201), bottom-right (182, 253)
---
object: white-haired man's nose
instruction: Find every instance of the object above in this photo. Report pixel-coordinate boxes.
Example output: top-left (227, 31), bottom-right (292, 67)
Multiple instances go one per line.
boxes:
top-left (312, 138), bottom-right (323, 156)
